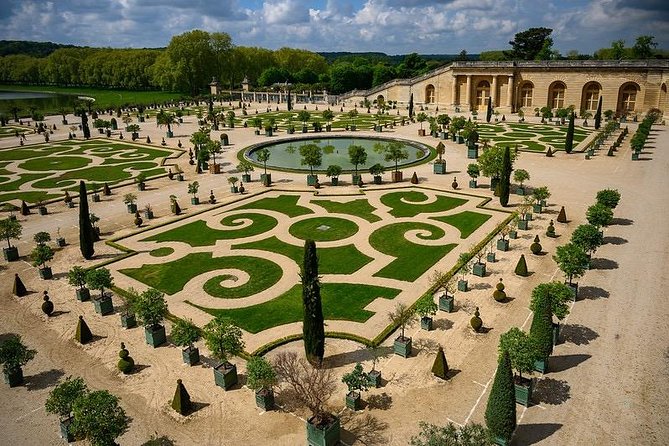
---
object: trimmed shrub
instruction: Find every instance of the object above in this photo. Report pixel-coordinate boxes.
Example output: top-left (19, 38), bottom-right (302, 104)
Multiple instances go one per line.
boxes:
top-left (596, 189), bottom-right (621, 209)
top-left (484, 350), bottom-right (516, 443)
top-left (530, 291), bottom-right (554, 359)
top-left (75, 316), bottom-right (93, 344)
top-left (431, 345), bottom-right (449, 380)
top-left (41, 292), bottom-right (54, 316)
top-left (514, 254), bottom-right (529, 277)
top-left (556, 206), bottom-right (567, 223)
top-left (470, 307), bottom-right (482, 332)
top-left (546, 220), bottom-right (556, 238)
top-left (171, 379), bottom-right (192, 415)
top-left (13, 273), bottom-right (27, 297)
top-left (117, 343), bottom-right (134, 374)
top-left (530, 235), bottom-right (542, 255)
top-left (493, 279), bottom-right (507, 302)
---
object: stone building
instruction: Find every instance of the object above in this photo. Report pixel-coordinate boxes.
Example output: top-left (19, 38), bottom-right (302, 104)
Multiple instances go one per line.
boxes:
top-left (342, 60), bottom-right (669, 116)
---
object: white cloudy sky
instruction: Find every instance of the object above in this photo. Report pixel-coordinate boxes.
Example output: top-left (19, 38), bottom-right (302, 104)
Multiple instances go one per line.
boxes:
top-left (0, 0), bottom-right (667, 54)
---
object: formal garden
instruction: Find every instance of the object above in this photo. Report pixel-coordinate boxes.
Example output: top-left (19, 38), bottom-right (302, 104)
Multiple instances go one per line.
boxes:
top-left (476, 122), bottom-right (593, 152)
top-left (0, 139), bottom-right (179, 203)
top-left (108, 188), bottom-right (501, 351)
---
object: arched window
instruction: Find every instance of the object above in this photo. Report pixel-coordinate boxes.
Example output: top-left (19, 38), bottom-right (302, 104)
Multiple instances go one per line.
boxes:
top-left (425, 85), bottom-right (435, 104)
top-left (618, 83), bottom-right (639, 113)
top-left (520, 82), bottom-right (534, 107)
top-left (582, 82), bottom-right (601, 111)
top-left (476, 80), bottom-right (490, 109)
top-left (548, 81), bottom-right (566, 109)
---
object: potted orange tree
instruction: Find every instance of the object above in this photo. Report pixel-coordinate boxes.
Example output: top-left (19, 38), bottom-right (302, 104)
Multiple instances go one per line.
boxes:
top-left (204, 316), bottom-right (245, 390)
top-left (246, 356), bottom-right (277, 410)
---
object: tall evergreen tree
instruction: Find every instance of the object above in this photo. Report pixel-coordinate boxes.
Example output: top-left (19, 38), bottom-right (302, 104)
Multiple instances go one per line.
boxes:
top-left (486, 97), bottom-right (493, 123)
top-left (499, 146), bottom-right (512, 206)
top-left (301, 240), bottom-right (324, 366)
top-left (485, 349), bottom-right (517, 443)
top-left (408, 93), bottom-right (414, 119)
top-left (594, 96), bottom-right (602, 130)
top-left (565, 112), bottom-right (575, 153)
top-left (80, 110), bottom-right (90, 139)
top-left (78, 181), bottom-right (95, 259)
top-left (530, 291), bottom-right (554, 360)
top-left (287, 88), bottom-right (292, 111)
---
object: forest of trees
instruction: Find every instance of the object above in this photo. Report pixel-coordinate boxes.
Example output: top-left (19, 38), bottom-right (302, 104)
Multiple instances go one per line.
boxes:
top-left (0, 30), bottom-right (664, 97)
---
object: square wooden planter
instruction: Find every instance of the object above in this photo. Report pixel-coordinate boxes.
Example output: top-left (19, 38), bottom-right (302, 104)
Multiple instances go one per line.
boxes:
top-left (393, 336), bottom-right (412, 357)
top-left (255, 388), bottom-right (275, 411)
top-left (120, 313), bottom-right (136, 329)
top-left (514, 377), bottom-right (533, 407)
top-left (38, 267), bottom-right (53, 280)
top-left (469, 179), bottom-right (477, 188)
top-left (486, 252), bottom-right (496, 263)
top-left (472, 262), bottom-right (486, 277)
top-left (306, 416), bottom-right (340, 446)
top-left (420, 316), bottom-right (433, 331)
top-left (433, 162), bottom-right (446, 174)
top-left (191, 197), bottom-right (200, 205)
top-left (261, 173), bottom-right (272, 186)
top-left (307, 175), bottom-right (318, 186)
top-left (93, 295), bottom-right (114, 316)
top-left (373, 176), bottom-right (382, 185)
top-left (567, 282), bottom-right (579, 301)
top-left (144, 325), bottom-right (166, 347)
top-left (467, 146), bottom-right (479, 159)
top-left (213, 362), bottom-right (238, 390)
top-left (182, 346), bottom-right (200, 366)
top-left (533, 357), bottom-right (549, 374)
top-left (457, 279), bottom-right (468, 292)
top-left (351, 174), bottom-right (362, 185)
top-left (367, 370), bottom-right (381, 388)
top-left (209, 164), bottom-right (221, 174)
top-left (508, 230), bottom-right (518, 239)
top-left (438, 294), bottom-right (454, 312)
top-left (345, 391), bottom-right (361, 410)
top-left (391, 171), bottom-right (403, 183)
top-left (3, 368), bottom-right (23, 387)
top-left (242, 174), bottom-right (251, 183)
top-left (76, 288), bottom-right (90, 302)
top-left (59, 416), bottom-right (75, 442)
top-left (497, 238), bottom-right (509, 251)
top-left (533, 203), bottom-right (543, 214)
top-left (126, 203), bottom-right (137, 214)
top-left (518, 219), bottom-right (529, 230)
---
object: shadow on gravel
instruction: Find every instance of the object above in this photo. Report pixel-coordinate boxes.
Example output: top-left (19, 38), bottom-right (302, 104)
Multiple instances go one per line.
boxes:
top-left (603, 236), bottom-right (628, 245)
top-left (578, 286), bottom-right (610, 300)
top-left (561, 324), bottom-right (599, 345)
top-left (610, 217), bottom-right (634, 226)
top-left (533, 377), bottom-right (571, 405)
top-left (413, 338), bottom-right (439, 355)
top-left (590, 258), bottom-right (619, 270)
top-left (550, 354), bottom-right (591, 373)
top-left (433, 318), bottom-right (454, 331)
top-left (25, 368), bottom-right (65, 391)
top-left (324, 346), bottom-right (393, 369)
top-left (513, 423), bottom-right (562, 445)
top-left (341, 411), bottom-right (389, 446)
top-left (141, 435), bottom-right (176, 446)
top-left (365, 392), bottom-right (393, 410)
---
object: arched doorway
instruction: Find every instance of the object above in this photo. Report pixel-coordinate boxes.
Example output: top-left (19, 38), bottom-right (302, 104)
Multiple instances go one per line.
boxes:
top-left (519, 81), bottom-right (534, 108)
top-left (376, 95), bottom-right (385, 109)
top-left (548, 81), bottom-right (566, 109)
top-left (617, 82), bottom-right (640, 116)
top-left (425, 85), bottom-right (435, 104)
top-left (476, 80), bottom-right (490, 110)
top-left (581, 82), bottom-right (601, 112)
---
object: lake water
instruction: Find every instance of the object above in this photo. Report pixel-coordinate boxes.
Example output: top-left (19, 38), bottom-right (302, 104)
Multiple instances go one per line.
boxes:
top-left (0, 90), bottom-right (78, 115)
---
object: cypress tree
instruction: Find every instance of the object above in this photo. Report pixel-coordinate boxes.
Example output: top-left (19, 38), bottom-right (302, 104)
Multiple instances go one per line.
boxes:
top-left (486, 97), bottom-right (493, 123)
top-left (485, 349), bottom-right (517, 443)
top-left (13, 273), bottom-right (27, 297)
top-left (287, 89), bottom-right (292, 111)
top-left (78, 181), bottom-right (95, 260)
top-left (171, 379), bottom-right (192, 415)
top-left (431, 345), bottom-right (449, 380)
top-left (594, 96), bottom-right (602, 130)
top-left (564, 112), bottom-right (575, 153)
top-left (80, 110), bottom-right (90, 139)
top-left (301, 240), bottom-right (325, 366)
top-left (408, 93), bottom-right (414, 119)
top-left (499, 146), bottom-right (512, 207)
top-left (530, 291), bottom-right (554, 360)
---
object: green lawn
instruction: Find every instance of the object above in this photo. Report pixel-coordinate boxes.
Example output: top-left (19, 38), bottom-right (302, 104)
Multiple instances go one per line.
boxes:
top-left (235, 194), bottom-right (313, 217)
top-left (380, 190), bottom-right (466, 217)
top-left (311, 198), bottom-right (381, 223)
top-left (189, 282), bottom-right (401, 333)
top-left (234, 236), bottom-right (373, 275)
top-left (477, 122), bottom-right (592, 152)
top-left (369, 222), bottom-right (457, 281)
top-left (119, 252), bottom-right (283, 297)
top-left (431, 211), bottom-right (492, 239)
top-left (149, 247), bottom-right (174, 257)
top-left (288, 216), bottom-right (359, 242)
top-left (142, 213), bottom-right (278, 247)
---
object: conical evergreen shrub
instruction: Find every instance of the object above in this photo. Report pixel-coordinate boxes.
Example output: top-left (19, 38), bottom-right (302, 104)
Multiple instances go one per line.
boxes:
top-left (546, 147), bottom-right (553, 157)
top-left (171, 379), bottom-right (192, 415)
top-left (103, 183), bottom-right (112, 196)
top-left (20, 200), bottom-right (30, 216)
top-left (75, 316), bottom-right (93, 344)
top-left (515, 254), bottom-right (529, 277)
top-left (431, 345), bottom-right (449, 380)
top-left (117, 342), bottom-right (134, 374)
top-left (556, 206), bottom-right (567, 223)
top-left (13, 274), bottom-right (27, 297)
top-left (493, 279), bottom-right (507, 302)
top-left (411, 172), bottom-right (418, 184)
top-left (485, 350), bottom-right (517, 444)
top-left (530, 235), bottom-right (542, 255)
top-left (470, 307), bottom-right (482, 332)
top-left (41, 291), bottom-right (54, 316)
top-left (530, 291), bottom-right (554, 360)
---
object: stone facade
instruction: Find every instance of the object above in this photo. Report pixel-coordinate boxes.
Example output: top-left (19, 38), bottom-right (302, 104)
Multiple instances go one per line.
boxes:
top-left (342, 60), bottom-right (669, 117)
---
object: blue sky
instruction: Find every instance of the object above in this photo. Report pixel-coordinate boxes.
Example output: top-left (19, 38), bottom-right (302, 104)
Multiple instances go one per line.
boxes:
top-left (0, 0), bottom-right (667, 55)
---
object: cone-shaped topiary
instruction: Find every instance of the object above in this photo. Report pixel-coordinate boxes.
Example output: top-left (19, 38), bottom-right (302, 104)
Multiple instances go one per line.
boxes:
top-left (470, 307), bottom-right (483, 332)
top-left (546, 220), bottom-right (556, 238)
top-left (41, 291), bottom-right (54, 316)
top-left (530, 290), bottom-right (554, 360)
top-left (493, 278), bottom-right (507, 302)
top-left (410, 172), bottom-right (418, 184)
top-left (133, 212), bottom-right (143, 228)
top-left (546, 147), bottom-right (553, 157)
top-left (530, 235), bottom-right (542, 255)
top-left (13, 273), bottom-right (27, 297)
top-left (556, 206), bottom-right (567, 223)
top-left (75, 316), bottom-right (93, 344)
top-left (171, 379), bottom-right (192, 415)
top-left (103, 183), bottom-right (112, 196)
top-left (21, 200), bottom-right (30, 216)
top-left (431, 345), bottom-right (449, 380)
top-left (514, 254), bottom-right (529, 277)
top-left (146, 136), bottom-right (152, 144)
top-left (485, 349), bottom-right (517, 443)
top-left (117, 342), bottom-right (134, 374)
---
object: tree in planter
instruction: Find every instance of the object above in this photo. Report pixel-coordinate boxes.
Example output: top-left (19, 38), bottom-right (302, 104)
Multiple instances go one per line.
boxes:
top-left (203, 316), bottom-right (245, 389)
top-left (388, 302), bottom-right (416, 357)
top-left (484, 349), bottom-right (516, 444)
top-left (596, 189), bottom-right (621, 209)
top-left (529, 288), bottom-right (554, 372)
top-left (256, 148), bottom-right (271, 185)
top-left (410, 421), bottom-right (489, 446)
top-left (532, 185), bottom-right (551, 209)
top-left (71, 390), bottom-right (130, 446)
top-left (368, 163), bottom-right (385, 183)
top-left (384, 141), bottom-right (409, 181)
top-left (78, 181), bottom-right (97, 260)
top-left (274, 351), bottom-right (339, 444)
top-left (415, 294), bottom-right (438, 330)
top-left (322, 109), bottom-right (334, 129)
top-left (236, 160), bottom-right (254, 181)
top-left (467, 163), bottom-right (480, 188)
top-left (170, 318), bottom-right (200, 365)
top-left (228, 176), bottom-right (240, 193)
top-left (570, 224), bottom-right (604, 258)
top-left (0, 216), bottom-right (22, 261)
top-left (348, 144), bottom-right (367, 183)
top-left (0, 334), bottom-right (37, 387)
top-left (301, 240), bottom-right (325, 366)
top-left (477, 145), bottom-right (518, 192)
top-left (457, 253), bottom-right (472, 291)
top-left (85, 267), bottom-right (113, 300)
top-left (45, 376), bottom-right (88, 441)
top-left (187, 181), bottom-right (200, 203)
top-left (342, 363), bottom-right (369, 410)
top-left (132, 288), bottom-right (169, 347)
top-left (205, 139), bottom-right (222, 168)
top-left (435, 141), bottom-right (446, 163)
top-left (135, 172), bottom-right (148, 190)
top-left (499, 327), bottom-right (538, 406)
top-left (530, 282), bottom-right (572, 324)
top-left (416, 112), bottom-right (428, 132)
top-left (246, 356), bottom-right (278, 410)
top-left (513, 169), bottom-right (530, 193)
top-left (325, 165), bottom-right (342, 185)
top-left (31, 243), bottom-right (54, 278)
top-left (553, 243), bottom-right (588, 287)
top-left (347, 109), bottom-right (359, 129)
top-left (586, 202), bottom-right (613, 228)
top-left (499, 146), bottom-right (512, 206)
top-left (157, 110), bottom-right (178, 137)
